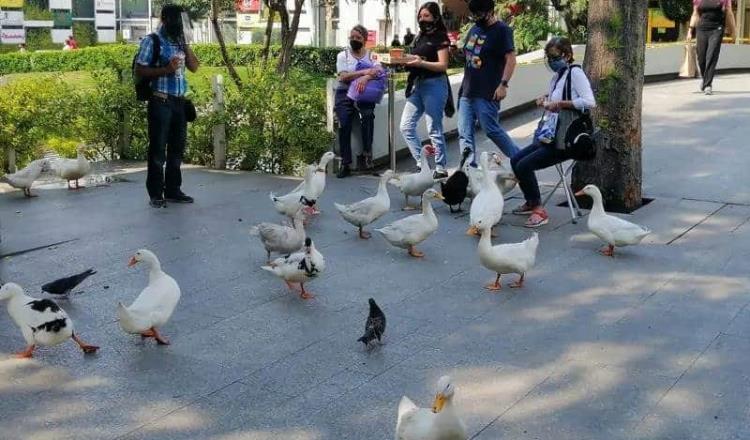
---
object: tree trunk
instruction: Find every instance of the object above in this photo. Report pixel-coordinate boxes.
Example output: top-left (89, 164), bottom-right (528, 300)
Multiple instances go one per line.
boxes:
top-left (571, 0), bottom-right (647, 213)
top-left (324, 0), bottom-right (335, 47)
top-left (210, 0), bottom-right (244, 88)
top-left (276, 0), bottom-right (304, 76)
top-left (262, 2), bottom-right (276, 64)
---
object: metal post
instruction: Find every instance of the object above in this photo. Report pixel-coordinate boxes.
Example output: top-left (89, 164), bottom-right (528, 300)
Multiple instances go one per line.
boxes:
top-left (736, 0), bottom-right (746, 45)
top-left (212, 75), bottom-right (227, 170)
top-left (387, 65), bottom-right (396, 172)
top-left (147, 0), bottom-right (153, 33)
top-left (7, 148), bottom-right (16, 174)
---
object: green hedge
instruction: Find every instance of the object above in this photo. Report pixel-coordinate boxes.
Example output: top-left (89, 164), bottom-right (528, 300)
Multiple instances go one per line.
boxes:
top-left (1, 65), bottom-right (332, 175)
top-left (0, 43), bottom-right (342, 76)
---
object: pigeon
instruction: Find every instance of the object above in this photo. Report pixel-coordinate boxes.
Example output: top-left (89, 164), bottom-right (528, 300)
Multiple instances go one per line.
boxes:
top-left (42, 268), bottom-right (97, 297)
top-left (358, 298), bottom-right (386, 347)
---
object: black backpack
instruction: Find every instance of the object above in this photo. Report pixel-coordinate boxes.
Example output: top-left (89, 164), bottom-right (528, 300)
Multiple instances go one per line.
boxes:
top-left (133, 33), bottom-right (161, 101)
top-left (560, 65), bottom-right (597, 161)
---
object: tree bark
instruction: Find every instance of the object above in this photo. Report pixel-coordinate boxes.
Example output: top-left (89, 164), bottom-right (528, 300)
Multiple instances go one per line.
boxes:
top-left (572, 0), bottom-right (647, 213)
top-left (276, 0), bottom-right (305, 76)
top-left (262, 0), bottom-right (276, 64)
top-left (324, 0), bottom-right (335, 47)
top-left (210, 0), bottom-right (244, 89)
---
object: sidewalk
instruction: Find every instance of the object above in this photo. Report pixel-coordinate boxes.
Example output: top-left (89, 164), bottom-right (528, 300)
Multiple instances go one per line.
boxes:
top-left (0, 74), bottom-right (748, 440)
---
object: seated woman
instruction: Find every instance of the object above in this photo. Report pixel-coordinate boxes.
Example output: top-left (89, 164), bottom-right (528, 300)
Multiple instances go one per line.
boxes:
top-left (334, 25), bottom-right (383, 178)
top-left (510, 36), bottom-right (595, 228)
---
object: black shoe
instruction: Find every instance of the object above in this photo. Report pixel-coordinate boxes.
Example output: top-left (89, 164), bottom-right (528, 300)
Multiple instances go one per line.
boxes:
top-left (337, 165), bottom-right (351, 179)
top-left (433, 169), bottom-right (449, 179)
top-left (149, 198), bottom-right (167, 208)
top-left (165, 192), bottom-right (194, 203)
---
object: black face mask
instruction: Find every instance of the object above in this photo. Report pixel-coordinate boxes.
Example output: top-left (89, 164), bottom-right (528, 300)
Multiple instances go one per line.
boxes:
top-left (163, 17), bottom-right (183, 40)
top-left (350, 39), bottom-right (364, 51)
top-left (418, 20), bottom-right (436, 33)
top-left (472, 13), bottom-right (491, 27)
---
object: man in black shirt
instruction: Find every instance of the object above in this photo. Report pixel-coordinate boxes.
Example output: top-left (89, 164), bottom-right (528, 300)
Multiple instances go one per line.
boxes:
top-left (457, 0), bottom-right (519, 167)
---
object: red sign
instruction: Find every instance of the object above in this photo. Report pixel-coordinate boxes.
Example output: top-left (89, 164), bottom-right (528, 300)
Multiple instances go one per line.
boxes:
top-left (236, 0), bottom-right (260, 13)
top-left (366, 30), bottom-right (377, 48)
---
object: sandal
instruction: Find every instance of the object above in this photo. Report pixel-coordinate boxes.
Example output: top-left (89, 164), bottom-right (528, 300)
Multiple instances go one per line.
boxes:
top-left (524, 209), bottom-right (549, 228)
top-left (512, 203), bottom-right (535, 215)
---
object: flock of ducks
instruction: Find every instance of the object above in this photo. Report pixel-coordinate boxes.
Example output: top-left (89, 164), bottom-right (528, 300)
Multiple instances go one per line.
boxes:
top-left (0, 147), bottom-right (652, 439)
top-left (0, 145), bottom-right (92, 196)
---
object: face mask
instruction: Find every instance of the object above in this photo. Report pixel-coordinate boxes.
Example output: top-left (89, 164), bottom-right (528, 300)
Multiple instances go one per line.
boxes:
top-left (163, 17), bottom-right (183, 40)
top-left (547, 56), bottom-right (568, 72)
top-left (472, 13), bottom-right (490, 27)
top-left (350, 39), bottom-right (364, 51)
top-left (418, 20), bottom-right (435, 33)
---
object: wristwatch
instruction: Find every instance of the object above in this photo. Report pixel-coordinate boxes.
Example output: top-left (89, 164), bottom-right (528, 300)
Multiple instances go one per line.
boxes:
top-left (500, 80), bottom-right (510, 88)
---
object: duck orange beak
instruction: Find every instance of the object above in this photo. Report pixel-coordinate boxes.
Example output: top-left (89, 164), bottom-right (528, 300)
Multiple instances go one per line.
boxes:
top-left (128, 256), bottom-right (138, 267)
top-left (574, 190), bottom-right (585, 197)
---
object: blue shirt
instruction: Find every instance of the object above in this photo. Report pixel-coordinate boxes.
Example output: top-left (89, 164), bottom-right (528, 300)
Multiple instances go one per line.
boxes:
top-left (136, 28), bottom-right (188, 97)
top-left (460, 21), bottom-right (515, 100)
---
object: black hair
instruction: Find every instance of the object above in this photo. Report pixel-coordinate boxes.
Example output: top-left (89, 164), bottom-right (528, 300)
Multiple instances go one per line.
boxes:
top-left (418, 2), bottom-right (448, 34)
top-left (351, 25), bottom-right (368, 40)
top-left (160, 4), bottom-right (185, 40)
top-left (468, 0), bottom-right (495, 14)
top-left (545, 36), bottom-right (575, 62)
top-left (161, 4), bottom-right (184, 21)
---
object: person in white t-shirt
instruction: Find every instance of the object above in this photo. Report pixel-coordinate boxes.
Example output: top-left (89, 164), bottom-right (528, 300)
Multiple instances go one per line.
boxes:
top-left (510, 36), bottom-right (596, 228)
top-left (334, 25), bottom-right (382, 178)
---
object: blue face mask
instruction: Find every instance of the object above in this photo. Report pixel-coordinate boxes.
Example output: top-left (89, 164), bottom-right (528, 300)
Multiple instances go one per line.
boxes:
top-left (547, 56), bottom-right (568, 72)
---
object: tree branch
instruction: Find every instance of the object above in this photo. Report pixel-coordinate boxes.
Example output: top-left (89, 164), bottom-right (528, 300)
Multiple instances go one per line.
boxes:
top-left (210, 0), bottom-right (244, 88)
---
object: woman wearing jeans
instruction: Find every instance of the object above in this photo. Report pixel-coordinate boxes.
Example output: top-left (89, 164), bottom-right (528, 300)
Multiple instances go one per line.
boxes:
top-left (400, 2), bottom-right (452, 179)
top-left (510, 37), bottom-right (595, 228)
top-left (335, 25), bottom-right (382, 178)
top-left (688, 0), bottom-right (736, 95)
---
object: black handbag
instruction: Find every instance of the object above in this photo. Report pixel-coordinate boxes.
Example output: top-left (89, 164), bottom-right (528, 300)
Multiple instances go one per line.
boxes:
top-left (184, 99), bottom-right (197, 123)
top-left (555, 65), bottom-right (596, 161)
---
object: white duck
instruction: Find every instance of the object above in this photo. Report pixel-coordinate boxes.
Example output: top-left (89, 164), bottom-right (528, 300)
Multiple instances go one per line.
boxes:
top-left (396, 375), bottom-right (467, 440)
top-left (389, 153), bottom-right (435, 210)
top-left (0, 158), bottom-right (49, 197)
top-left (52, 145), bottom-right (91, 190)
top-left (0, 282), bottom-right (99, 358)
top-left (375, 188), bottom-right (444, 258)
top-left (478, 228), bottom-right (539, 291)
top-left (291, 151), bottom-right (336, 215)
top-left (250, 208), bottom-right (306, 262)
top-left (335, 170), bottom-right (394, 239)
top-left (270, 164), bottom-right (317, 218)
top-left (468, 152), bottom-right (504, 236)
top-left (117, 249), bottom-right (181, 345)
top-left (262, 237), bottom-right (326, 300)
top-left (467, 153), bottom-right (516, 198)
top-left (490, 153), bottom-right (518, 195)
top-left (575, 184), bottom-right (651, 257)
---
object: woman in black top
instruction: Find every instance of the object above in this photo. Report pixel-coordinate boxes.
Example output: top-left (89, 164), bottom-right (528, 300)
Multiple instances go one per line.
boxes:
top-left (399, 2), bottom-right (453, 178)
top-left (688, 0), bottom-right (736, 95)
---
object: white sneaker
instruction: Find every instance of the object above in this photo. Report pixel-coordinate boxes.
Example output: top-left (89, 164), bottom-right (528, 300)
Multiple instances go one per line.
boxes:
top-left (704, 86), bottom-right (713, 95)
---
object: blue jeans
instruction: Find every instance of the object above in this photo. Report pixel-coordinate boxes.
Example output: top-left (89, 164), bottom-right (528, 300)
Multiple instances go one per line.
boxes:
top-left (400, 76), bottom-right (449, 169)
top-left (510, 140), bottom-right (569, 207)
top-left (457, 97), bottom-right (519, 167)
